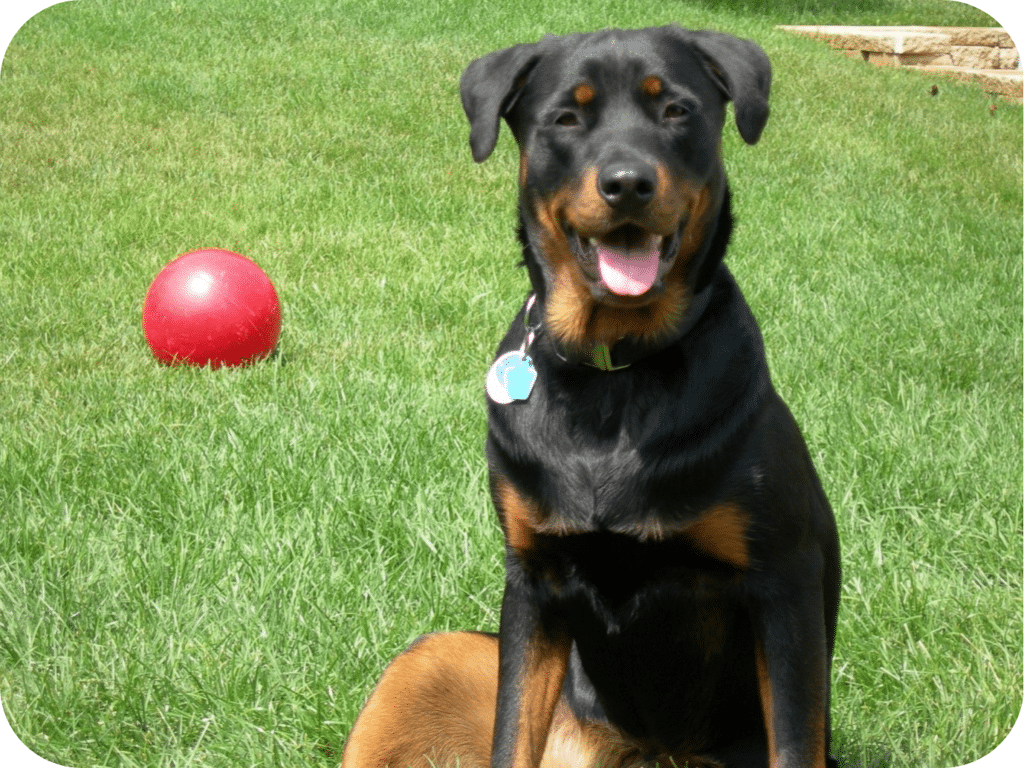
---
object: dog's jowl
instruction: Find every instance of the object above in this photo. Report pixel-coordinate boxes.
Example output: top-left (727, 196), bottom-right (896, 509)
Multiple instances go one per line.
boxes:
top-left (342, 25), bottom-right (840, 768)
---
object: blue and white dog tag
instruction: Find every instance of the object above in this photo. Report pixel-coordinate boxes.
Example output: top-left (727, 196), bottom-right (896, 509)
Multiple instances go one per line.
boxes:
top-left (486, 351), bottom-right (537, 404)
top-left (487, 295), bottom-right (540, 405)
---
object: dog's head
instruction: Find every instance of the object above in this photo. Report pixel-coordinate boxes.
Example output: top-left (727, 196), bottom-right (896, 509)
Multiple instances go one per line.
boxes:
top-left (461, 26), bottom-right (770, 348)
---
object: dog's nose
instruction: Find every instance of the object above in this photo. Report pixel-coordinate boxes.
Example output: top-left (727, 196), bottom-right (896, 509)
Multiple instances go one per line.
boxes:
top-left (597, 162), bottom-right (657, 211)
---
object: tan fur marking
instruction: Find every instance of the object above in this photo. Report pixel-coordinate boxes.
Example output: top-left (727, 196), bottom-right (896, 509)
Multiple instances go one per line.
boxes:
top-left (755, 639), bottom-right (778, 768)
top-left (811, 702), bottom-right (827, 768)
top-left (805, 655), bottom-right (829, 768)
top-left (642, 75), bottom-right (663, 97)
top-left (533, 170), bottom-right (720, 348)
top-left (568, 166), bottom-right (685, 238)
top-left (678, 185), bottom-right (714, 259)
top-left (344, 632), bottom-right (731, 768)
top-left (542, 698), bottom-right (724, 768)
top-left (618, 514), bottom-right (674, 542)
top-left (573, 83), bottom-right (595, 106)
top-left (340, 632), bottom-right (497, 768)
top-left (495, 476), bottom-right (543, 555)
top-left (512, 631), bottom-right (572, 768)
top-left (755, 639), bottom-right (828, 768)
top-left (684, 502), bottom-right (751, 570)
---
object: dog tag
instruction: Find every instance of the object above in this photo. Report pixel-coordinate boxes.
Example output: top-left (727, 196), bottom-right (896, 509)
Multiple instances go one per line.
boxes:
top-left (486, 351), bottom-right (537, 404)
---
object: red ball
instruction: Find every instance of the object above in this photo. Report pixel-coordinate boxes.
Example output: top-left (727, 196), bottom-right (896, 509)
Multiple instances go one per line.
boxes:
top-left (143, 249), bottom-right (281, 368)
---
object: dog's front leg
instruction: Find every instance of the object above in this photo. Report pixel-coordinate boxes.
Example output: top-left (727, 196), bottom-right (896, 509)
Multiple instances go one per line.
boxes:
top-left (491, 574), bottom-right (571, 768)
top-left (751, 562), bottom-right (832, 768)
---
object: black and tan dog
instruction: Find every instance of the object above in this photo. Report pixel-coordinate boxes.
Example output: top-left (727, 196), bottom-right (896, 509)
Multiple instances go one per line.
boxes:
top-left (342, 25), bottom-right (840, 768)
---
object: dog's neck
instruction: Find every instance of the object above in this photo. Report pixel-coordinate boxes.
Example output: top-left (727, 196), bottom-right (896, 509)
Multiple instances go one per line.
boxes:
top-left (539, 278), bottom-right (717, 370)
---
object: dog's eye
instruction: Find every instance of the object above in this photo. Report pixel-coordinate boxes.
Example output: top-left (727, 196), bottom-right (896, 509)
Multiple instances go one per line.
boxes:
top-left (663, 103), bottom-right (689, 120)
top-left (555, 111), bottom-right (580, 127)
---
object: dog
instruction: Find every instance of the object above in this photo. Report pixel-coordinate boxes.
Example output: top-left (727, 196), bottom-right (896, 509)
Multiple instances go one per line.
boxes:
top-left (341, 25), bottom-right (841, 768)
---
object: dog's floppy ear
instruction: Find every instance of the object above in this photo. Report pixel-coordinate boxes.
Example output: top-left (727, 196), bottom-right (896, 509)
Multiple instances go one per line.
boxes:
top-left (683, 29), bottom-right (772, 145)
top-left (460, 42), bottom-right (545, 162)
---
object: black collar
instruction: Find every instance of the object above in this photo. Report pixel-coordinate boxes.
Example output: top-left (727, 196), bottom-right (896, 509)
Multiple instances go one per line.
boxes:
top-left (550, 279), bottom-right (715, 370)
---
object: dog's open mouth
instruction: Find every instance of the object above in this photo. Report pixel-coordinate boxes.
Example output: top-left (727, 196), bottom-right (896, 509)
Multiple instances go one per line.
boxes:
top-left (569, 223), bottom-right (680, 298)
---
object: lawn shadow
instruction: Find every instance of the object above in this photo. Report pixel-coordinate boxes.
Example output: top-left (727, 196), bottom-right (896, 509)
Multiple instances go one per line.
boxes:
top-left (833, 731), bottom-right (894, 768)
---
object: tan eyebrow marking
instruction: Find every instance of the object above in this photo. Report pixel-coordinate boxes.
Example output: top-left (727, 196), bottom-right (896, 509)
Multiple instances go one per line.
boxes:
top-left (641, 75), bottom-right (663, 97)
top-left (573, 83), bottom-right (595, 106)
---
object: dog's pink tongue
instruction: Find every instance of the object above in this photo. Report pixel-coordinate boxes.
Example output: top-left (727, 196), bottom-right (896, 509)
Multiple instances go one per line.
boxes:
top-left (596, 239), bottom-right (661, 297)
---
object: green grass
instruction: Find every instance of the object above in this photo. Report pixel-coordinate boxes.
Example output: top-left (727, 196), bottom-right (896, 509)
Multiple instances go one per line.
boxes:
top-left (1, 1), bottom-right (1020, 766)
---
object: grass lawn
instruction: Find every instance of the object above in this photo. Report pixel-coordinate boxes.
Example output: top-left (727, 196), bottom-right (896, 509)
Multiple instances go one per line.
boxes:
top-left (1, 1), bottom-right (1021, 766)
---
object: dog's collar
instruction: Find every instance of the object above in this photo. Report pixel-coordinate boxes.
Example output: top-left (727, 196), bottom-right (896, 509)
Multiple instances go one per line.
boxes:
top-left (558, 281), bottom-right (715, 370)
top-left (519, 281), bottom-right (714, 372)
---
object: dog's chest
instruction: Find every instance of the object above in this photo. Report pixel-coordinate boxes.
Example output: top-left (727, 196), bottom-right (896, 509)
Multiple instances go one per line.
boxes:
top-left (537, 420), bottom-right (652, 525)
top-left (500, 401), bottom-right (755, 571)
top-left (520, 389), bottom-right (684, 528)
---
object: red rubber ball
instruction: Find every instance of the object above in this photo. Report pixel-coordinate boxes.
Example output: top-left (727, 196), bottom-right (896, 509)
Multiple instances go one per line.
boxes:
top-left (143, 249), bottom-right (281, 368)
